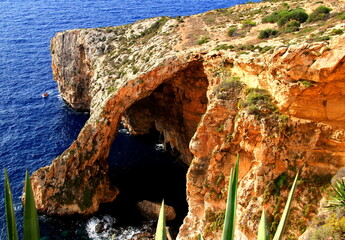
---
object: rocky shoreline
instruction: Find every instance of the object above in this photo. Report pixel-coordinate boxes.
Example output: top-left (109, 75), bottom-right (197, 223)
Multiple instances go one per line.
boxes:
top-left (31, 0), bottom-right (345, 239)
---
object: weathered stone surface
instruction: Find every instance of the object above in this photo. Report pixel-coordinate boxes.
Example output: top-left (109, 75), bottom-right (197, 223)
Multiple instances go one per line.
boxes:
top-left (137, 200), bottom-right (176, 221)
top-left (299, 167), bottom-right (345, 240)
top-left (51, 30), bottom-right (94, 111)
top-left (31, 0), bottom-right (345, 239)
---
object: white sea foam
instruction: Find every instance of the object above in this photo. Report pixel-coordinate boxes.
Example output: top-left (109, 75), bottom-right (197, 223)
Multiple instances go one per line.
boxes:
top-left (86, 215), bottom-right (153, 240)
top-left (86, 215), bottom-right (117, 240)
top-left (118, 128), bottom-right (130, 135)
top-left (112, 226), bottom-right (142, 240)
top-left (154, 143), bottom-right (165, 152)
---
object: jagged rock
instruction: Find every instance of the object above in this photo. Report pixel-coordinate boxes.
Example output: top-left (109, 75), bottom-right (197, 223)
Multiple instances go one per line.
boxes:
top-left (137, 200), bottom-right (176, 221)
top-left (30, 0), bottom-right (345, 239)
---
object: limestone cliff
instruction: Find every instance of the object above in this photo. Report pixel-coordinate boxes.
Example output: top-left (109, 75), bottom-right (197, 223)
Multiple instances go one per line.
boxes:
top-left (32, 0), bottom-right (345, 239)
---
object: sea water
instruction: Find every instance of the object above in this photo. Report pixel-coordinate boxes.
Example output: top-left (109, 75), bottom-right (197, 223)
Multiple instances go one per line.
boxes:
top-left (0, 0), bottom-right (259, 239)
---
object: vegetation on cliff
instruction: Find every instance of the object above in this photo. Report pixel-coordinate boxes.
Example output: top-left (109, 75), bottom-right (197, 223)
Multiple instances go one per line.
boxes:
top-left (29, 0), bottom-right (345, 239)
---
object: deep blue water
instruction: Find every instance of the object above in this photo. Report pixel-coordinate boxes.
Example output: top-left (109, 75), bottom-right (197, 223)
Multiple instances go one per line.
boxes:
top-left (0, 0), bottom-right (259, 239)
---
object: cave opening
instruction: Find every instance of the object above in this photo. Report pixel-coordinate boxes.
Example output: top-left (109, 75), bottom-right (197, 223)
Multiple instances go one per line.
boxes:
top-left (101, 61), bottom-right (209, 237)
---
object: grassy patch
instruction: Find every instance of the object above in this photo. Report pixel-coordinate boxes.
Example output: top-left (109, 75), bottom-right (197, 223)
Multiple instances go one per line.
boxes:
top-left (310, 213), bottom-right (345, 240)
top-left (277, 9), bottom-right (308, 27)
top-left (282, 19), bottom-right (300, 33)
top-left (198, 35), bottom-right (210, 45)
top-left (239, 88), bottom-right (277, 117)
top-left (336, 11), bottom-right (345, 20)
top-left (242, 19), bottom-right (256, 28)
top-left (331, 29), bottom-right (344, 35)
top-left (300, 80), bottom-right (313, 88)
top-left (227, 27), bottom-right (238, 37)
top-left (214, 44), bottom-right (234, 50)
top-left (214, 77), bottom-right (243, 100)
top-left (258, 28), bottom-right (279, 39)
top-left (307, 5), bottom-right (332, 23)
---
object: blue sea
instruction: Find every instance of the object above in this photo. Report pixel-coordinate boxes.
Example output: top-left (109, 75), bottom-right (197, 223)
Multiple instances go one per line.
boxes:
top-left (0, 0), bottom-right (259, 239)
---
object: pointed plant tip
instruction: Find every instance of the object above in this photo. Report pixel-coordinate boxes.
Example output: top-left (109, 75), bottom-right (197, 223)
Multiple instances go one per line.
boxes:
top-left (4, 167), bottom-right (19, 240)
top-left (155, 198), bottom-right (167, 240)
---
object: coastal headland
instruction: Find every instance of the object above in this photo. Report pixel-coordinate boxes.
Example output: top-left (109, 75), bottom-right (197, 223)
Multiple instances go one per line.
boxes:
top-left (31, 0), bottom-right (345, 238)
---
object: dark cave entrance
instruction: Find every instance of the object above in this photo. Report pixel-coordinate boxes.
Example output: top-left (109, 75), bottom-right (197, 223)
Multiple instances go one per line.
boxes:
top-left (105, 127), bottom-right (188, 231)
top-left (102, 60), bottom-right (209, 236)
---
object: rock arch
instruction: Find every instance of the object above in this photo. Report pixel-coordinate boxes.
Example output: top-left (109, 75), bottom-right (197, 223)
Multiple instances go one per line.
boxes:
top-left (31, 57), bottom-right (209, 215)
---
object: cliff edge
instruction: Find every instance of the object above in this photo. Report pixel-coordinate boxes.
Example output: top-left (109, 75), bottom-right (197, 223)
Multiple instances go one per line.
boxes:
top-left (32, 0), bottom-right (345, 239)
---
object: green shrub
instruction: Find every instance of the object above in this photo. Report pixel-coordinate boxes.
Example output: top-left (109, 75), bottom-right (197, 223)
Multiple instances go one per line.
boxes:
top-left (227, 27), bottom-right (238, 37)
top-left (310, 214), bottom-right (345, 240)
top-left (337, 12), bottom-right (345, 20)
top-left (277, 9), bottom-right (308, 27)
top-left (214, 44), bottom-right (234, 50)
top-left (198, 36), bottom-right (210, 45)
top-left (262, 10), bottom-right (289, 23)
top-left (241, 88), bottom-right (277, 116)
top-left (331, 29), bottom-right (344, 35)
top-left (282, 19), bottom-right (300, 33)
top-left (242, 19), bottom-right (256, 28)
top-left (214, 77), bottom-right (243, 100)
top-left (260, 46), bottom-right (273, 54)
top-left (313, 35), bottom-right (330, 42)
top-left (307, 5), bottom-right (332, 22)
top-left (300, 80), bottom-right (313, 88)
top-left (258, 29), bottom-right (279, 39)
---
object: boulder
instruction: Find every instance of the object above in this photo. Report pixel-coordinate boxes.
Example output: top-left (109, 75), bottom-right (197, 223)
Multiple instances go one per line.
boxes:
top-left (137, 200), bottom-right (176, 221)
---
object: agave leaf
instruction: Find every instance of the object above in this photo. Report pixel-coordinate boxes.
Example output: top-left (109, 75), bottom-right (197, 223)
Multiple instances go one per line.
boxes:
top-left (4, 169), bottom-right (19, 240)
top-left (155, 200), bottom-right (167, 240)
top-left (257, 209), bottom-right (269, 240)
top-left (221, 154), bottom-right (239, 240)
top-left (273, 173), bottom-right (299, 240)
top-left (23, 170), bottom-right (40, 240)
top-left (199, 235), bottom-right (204, 240)
top-left (326, 179), bottom-right (345, 209)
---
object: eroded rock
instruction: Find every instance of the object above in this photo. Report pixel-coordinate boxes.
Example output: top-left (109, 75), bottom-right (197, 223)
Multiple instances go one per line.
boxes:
top-left (137, 200), bottom-right (176, 221)
top-left (31, 0), bottom-right (345, 239)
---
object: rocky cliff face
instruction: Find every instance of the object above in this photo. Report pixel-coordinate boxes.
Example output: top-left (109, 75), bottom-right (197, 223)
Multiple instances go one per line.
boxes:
top-left (32, 0), bottom-right (345, 239)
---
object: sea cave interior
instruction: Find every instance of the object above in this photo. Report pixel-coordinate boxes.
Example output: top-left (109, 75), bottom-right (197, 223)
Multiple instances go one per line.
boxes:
top-left (103, 60), bottom-right (209, 236)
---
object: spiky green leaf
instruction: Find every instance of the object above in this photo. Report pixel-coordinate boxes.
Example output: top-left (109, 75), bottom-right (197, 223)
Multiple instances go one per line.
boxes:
top-left (221, 154), bottom-right (239, 240)
top-left (199, 235), bottom-right (204, 240)
top-left (257, 209), bottom-right (269, 240)
top-left (327, 179), bottom-right (345, 209)
top-left (155, 200), bottom-right (167, 240)
top-left (4, 169), bottom-right (19, 240)
top-left (273, 173), bottom-right (299, 240)
top-left (23, 170), bottom-right (40, 240)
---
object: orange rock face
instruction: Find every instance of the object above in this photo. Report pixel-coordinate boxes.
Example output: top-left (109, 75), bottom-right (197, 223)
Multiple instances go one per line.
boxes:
top-left (32, 1), bottom-right (345, 239)
top-left (51, 30), bottom-right (93, 111)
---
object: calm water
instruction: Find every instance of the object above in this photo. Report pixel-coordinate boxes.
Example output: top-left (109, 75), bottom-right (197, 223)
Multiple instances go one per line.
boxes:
top-left (0, 0), bottom-right (259, 239)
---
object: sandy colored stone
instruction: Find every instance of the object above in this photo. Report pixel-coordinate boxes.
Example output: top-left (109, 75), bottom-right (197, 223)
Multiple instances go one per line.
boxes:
top-left (30, 0), bottom-right (345, 239)
top-left (137, 200), bottom-right (176, 221)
